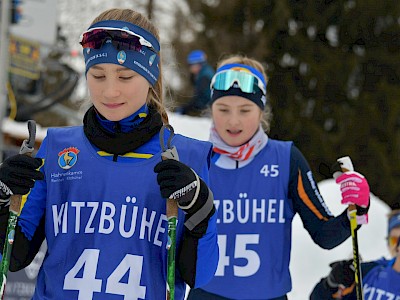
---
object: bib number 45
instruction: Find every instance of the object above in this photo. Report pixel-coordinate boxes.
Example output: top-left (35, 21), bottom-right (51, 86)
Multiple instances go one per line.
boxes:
top-left (260, 164), bottom-right (279, 177)
top-left (63, 249), bottom-right (146, 300)
top-left (216, 234), bottom-right (260, 277)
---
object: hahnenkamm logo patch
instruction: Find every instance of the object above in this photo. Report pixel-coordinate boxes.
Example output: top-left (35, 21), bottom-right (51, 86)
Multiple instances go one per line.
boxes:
top-left (58, 147), bottom-right (79, 170)
top-left (117, 50), bottom-right (126, 64)
top-left (149, 54), bottom-right (156, 66)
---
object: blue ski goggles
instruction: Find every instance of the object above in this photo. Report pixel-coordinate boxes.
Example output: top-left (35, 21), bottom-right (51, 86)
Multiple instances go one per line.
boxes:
top-left (211, 70), bottom-right (267, 95)
top-left (80, 27), bottom-right (157, 53)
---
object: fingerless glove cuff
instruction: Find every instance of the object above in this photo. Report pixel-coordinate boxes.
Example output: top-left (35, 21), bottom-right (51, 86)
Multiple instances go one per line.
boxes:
top-left (326, 273), bottom-right (340, 288)
top-left (177, 170), bottom-right (200, 210)
top-left (0, 179), bottom-right (13, 200)
top-left (184, 180), bottom-right (214, 232)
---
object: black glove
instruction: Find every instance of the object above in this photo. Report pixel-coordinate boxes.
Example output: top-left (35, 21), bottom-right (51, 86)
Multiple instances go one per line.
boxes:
top-left (154, 160), bottom-right (201, 208)
top-left (325, 259), bottom-right (355, 289)
top-left (154, 159), bottom-right (215, 233)
top-left (0, 154), bottom-right (44, 201)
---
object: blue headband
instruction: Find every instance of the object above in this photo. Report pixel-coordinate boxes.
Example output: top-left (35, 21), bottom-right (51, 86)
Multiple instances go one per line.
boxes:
top-left (82, 20), bottom-right (160, 86)
top-left (389, 212), bottom-right (400, 235)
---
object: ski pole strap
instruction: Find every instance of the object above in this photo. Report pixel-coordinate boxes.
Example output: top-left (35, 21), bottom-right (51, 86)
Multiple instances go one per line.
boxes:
top-left (160, 124), bottom-right (179, 161)
top-left (184, 188), bottom-right (214, 231)
top-left (20, 120), bottom-right (36, 155)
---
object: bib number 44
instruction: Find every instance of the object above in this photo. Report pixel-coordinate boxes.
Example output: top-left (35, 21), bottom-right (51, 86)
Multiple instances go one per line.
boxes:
top-left (63, 249), bottom-right (146, 300)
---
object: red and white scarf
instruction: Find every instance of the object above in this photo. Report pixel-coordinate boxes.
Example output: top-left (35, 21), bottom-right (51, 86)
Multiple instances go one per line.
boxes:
top-left (210, 125), bottom-right (268, 162)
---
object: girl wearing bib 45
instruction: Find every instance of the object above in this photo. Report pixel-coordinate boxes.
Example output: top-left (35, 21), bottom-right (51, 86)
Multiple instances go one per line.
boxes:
top-left (188, 55), bottom-right (370, 300)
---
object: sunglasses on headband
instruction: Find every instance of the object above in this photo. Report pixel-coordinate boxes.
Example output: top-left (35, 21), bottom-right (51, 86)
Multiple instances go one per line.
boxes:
top-left (211, 70), bottom-right (267, 95)
top-left (79, 27), bottom-right (157, 53)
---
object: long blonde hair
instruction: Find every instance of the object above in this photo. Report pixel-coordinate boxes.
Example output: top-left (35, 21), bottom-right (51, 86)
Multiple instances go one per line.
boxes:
top-left (215, 55), bottom-right (272, 132)
top-left (90, 8), bottom-right (168, 123)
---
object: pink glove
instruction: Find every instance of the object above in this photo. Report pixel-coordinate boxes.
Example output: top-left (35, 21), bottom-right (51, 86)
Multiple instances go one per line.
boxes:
top-left (336, 171), bottom-right (370, 224)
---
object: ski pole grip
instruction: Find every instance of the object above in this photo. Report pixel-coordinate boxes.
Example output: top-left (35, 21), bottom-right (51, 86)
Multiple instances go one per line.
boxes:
top-left (332, 156), bottom-right (356, 212)
top-left (9, 120), bottom-right (36, 214)
top-left (332, 156), bottom-right (354, 178)
top-left (161, 147), bottom-right (179, 218)
top-left (159, 124), bottom-right (179, 218)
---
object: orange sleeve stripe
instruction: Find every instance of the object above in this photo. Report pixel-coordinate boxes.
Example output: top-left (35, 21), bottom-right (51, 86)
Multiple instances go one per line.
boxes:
top-left (297, 171), bottom-right (329, 221)
top-left (332, 283), bottom-right (355, 298)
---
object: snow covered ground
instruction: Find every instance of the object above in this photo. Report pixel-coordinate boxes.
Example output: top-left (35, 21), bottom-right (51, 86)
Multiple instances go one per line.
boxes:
top-left (2, 113), bottom-right (391, 299)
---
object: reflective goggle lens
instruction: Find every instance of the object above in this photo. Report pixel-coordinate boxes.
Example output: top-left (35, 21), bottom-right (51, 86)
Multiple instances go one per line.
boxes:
top-left (80, 27), bottom-right (155, 52)
top-left (211, 70), bottom-right (266, 94)
top-left (388, 235), bottom-right (399, 247)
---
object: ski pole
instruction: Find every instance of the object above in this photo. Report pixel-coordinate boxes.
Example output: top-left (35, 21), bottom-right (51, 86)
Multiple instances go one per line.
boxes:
top-left (0, 120), bottom-right (36, 298)
top-left (159, 124), bottom-right (179, 300)
top-left (332, 156), bottom-right (364, 300)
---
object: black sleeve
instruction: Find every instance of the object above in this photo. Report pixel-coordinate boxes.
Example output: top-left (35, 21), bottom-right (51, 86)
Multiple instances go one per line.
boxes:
top-left (0, 206), bottom-right (46, 272)
top-left (310, 278), bottom-right (342, 300)
top-left (310, 261), bottom-right (378, 299)
top-left (177, 181), bottom-right (216, 287)
top-left (288, 145), bottom-right (352, 249)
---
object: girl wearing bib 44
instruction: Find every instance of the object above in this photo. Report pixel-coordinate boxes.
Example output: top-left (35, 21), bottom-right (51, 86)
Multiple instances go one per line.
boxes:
top-left (0, 8), bottom-right (218, 300)
top-left (187, 55), bottom-right (371, 300)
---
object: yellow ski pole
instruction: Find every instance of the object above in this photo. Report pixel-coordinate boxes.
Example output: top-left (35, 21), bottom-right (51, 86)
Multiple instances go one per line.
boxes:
top-left (333, 156), bottom-right (364, 300)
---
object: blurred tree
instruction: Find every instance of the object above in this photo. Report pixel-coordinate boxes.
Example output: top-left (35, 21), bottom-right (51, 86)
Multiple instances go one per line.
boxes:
top-left (172, 0), bottom-right (400, 209)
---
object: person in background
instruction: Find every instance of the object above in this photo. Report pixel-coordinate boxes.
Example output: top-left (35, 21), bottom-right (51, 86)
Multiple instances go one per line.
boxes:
top-left (0, 8), bottom-right (218, 300)
top-left (176, 49), bottom-right (215, 116)
top-left (310, 209), bottom-right (400, 299)
top-left (187, 54), bottom-right (371, 300)
top-left (388, 209), bottom-right (400, 257)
